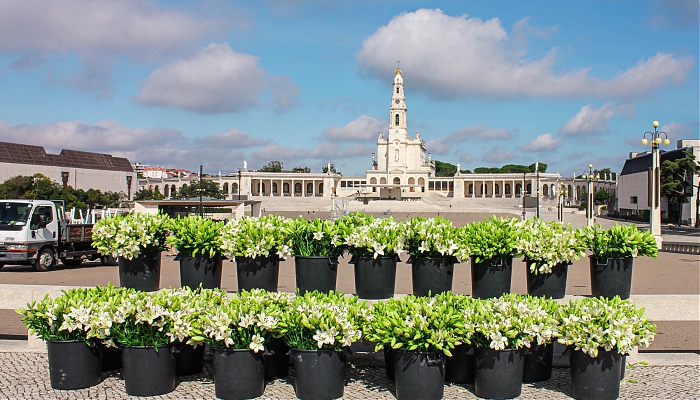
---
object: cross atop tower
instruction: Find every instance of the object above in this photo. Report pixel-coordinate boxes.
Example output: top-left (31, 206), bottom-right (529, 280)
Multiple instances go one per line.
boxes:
top-left (395, 60), bottom-right (402, 75)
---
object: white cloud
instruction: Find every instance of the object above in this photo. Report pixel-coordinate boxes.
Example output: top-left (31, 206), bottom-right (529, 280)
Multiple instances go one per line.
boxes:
top-left (481, 146), bottom-right (515, 163)
top-left (661, 122), bottom-right (692, 139)
top-left (523, 133), bottom-right (564, 152)
top-left (135, 43), bottom-right (300, 113)
top-left (135, 44), bottom-right (266, 113)
top-left (323, 115), bottom-right (386, 141)
top-left (0, 0), bottom-right (222, 96)
top-left (427, 125), bottom-right (514, 154)
top-left (559, 103), bottom-right (635, 135)
top-left (356, 9), bottom-right (694, 99)
top-left (200, 128), bottom-right (271, 148)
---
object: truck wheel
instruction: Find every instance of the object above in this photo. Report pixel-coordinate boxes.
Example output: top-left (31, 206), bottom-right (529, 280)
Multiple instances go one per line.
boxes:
top-left (33, 248), bottom-right (55, 272)
top-left (60, 258), bottom-right (83, 266)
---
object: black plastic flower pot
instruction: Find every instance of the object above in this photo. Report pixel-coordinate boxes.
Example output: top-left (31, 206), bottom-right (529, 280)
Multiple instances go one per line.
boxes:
top-left (523, 342), bottom-right (553, 382)
top-left (470, 256), bottom-right (513, 299)
top-left (393, 350), bottom-right (446, 400)
top-left (291, 348), bottom-right (346, 400)
top-left (118, 252), bottom-right (161, 291)
top-left (265, 336), bottom-right (290, 380)
top-left (235, 255), bottom-right (280, 292)
top-left (175, 342), bottom-right (205, 376)
top-left (384, 346), bottom-right (395, 381)
top-left (411, 257), bottom-right (455, 297)
top-left (445, 343), bottom-right (474, 384)
top-left (620, 354), bottom-right (627, 381)
top-left (474, 347), bottom-right (525, 399)
top-left (122, 345), bottom-right (177, 396)
top-left (46, 340), bottom-right (102, 390)
top-left (294, 256), bottom-right (339, 295)
top-left (100, 343), bottom-right (122, 372)
top-left (179, 253), bottom-right (223, 290)
top-left (526, 260), bottom-right (569, 299)
top-left (570, 348), bottom-right (622, 400)
top-left (353, 256), bottom-right (397, 299)
top-left (213, 348), bottom-right (266, 400)
top-left (589, 256), bottom-right (634, 299)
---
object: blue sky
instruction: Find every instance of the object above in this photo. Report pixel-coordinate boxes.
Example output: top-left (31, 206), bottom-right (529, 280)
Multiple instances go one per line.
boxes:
top-left (0, 0), bottom-right (697, 177)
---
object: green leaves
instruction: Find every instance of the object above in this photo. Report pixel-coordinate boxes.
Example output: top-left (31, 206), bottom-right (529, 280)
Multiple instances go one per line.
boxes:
top-left (582, 224), bottom-right (658, 258)
top-left (92, 212), bottom-right (170, 259)
top-left (558, 296), bottom-right (657, 357)
top-left (167, 215), bottom-right (224, 257)
top-left (286, 217), bottom-right (346, 257)
top-left (401, 216), bottom-right (459, 259)
top-left (220, 214), bottom-right (292, 259)
top-left (456, 216), bottom-right (522, 263)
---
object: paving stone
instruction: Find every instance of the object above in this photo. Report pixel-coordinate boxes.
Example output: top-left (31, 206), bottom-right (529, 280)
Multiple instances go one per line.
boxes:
top-left (0, 352), bottom-right (698, 399)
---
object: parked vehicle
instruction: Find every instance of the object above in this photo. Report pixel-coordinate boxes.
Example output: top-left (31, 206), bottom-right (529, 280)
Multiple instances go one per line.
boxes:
top-left (0, 199), bottom-right (117, 271)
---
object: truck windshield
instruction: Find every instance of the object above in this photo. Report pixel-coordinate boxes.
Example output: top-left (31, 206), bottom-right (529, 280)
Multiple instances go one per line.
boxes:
top-left (0, 202), bottom-right (32, 231)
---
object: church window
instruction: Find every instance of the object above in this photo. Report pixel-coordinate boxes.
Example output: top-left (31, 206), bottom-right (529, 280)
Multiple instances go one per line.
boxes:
top-left (395, 149), bottom-right (399, 162)
top-left (395, 114), bottom-right (400, 126)
top-left (396, 87), bottom-right (399, 94)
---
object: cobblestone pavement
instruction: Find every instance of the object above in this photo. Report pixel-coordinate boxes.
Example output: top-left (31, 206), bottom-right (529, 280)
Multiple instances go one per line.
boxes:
top-left (0, 352), bottom-right (698, 399)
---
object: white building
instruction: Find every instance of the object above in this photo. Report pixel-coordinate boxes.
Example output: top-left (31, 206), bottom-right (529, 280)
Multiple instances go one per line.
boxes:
top-left (139, 68), bottom-right (617, 206)
top-left (0, 141), bottom-right (136, 199)
top-left (618, 139), bottom-right (699, 225)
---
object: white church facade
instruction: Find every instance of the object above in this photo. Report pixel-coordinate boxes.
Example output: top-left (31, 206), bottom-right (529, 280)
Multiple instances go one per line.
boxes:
top-left (139, 67), bottom-right (617, 208)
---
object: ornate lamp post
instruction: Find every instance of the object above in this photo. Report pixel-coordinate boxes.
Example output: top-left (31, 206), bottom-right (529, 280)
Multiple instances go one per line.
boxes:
top-left (237, 168), bottom-right (242, 200)
top-left (641, 120), bottom-right (670, 248)
top-left (581, 164), bottom-right (599, 227)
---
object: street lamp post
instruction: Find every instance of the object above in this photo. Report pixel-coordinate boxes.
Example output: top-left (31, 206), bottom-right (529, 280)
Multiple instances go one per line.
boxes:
top-left (521, 172), bottom-right (526, 220)
top-left (237, 168), bottom-right (242, 200)
top-left (581, 164), bottom-right (599, 227)
top-left (641, 120), bottom-right (670, 248)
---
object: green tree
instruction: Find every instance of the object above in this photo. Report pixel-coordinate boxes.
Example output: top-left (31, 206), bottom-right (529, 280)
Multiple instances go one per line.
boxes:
top-left (500, 164), bottom-right (530, 173)
top-left (595, 189), bottom-right (611, 204)
top-left (133, 188), bottom-right (165, 201)
top-left (661, 151), bottom-right (699, 226)
top-left (292, 166), bottom-right (311, 173)
top-left (434, 160), bottom-right (457, 177)
top-left (259, 160), bottom-right (283, 172)
top-left (529, 163), bottom-right (548, 173)
top-left (321, 164), bottom-right (341, 175)
top-left (172, 179), bottom-right (227, 200)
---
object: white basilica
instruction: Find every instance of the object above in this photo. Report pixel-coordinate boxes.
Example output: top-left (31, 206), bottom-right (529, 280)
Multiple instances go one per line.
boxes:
top-left (139, 67), bottom-right (617, 208)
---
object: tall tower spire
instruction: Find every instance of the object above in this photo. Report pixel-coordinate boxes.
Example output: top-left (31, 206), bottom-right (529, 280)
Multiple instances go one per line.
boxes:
top-left (389, 62), bottom-right (407, 141)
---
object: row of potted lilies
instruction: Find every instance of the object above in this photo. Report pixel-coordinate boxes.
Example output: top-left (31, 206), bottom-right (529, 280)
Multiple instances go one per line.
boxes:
top-left (92, 212), bottom-right (658, 300)
top-left (19, 287), bottom-right (656, 400)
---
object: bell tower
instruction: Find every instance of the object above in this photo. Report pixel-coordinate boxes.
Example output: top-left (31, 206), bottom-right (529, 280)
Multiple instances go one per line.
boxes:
top-left (389, 61), bottom-right (408, 141)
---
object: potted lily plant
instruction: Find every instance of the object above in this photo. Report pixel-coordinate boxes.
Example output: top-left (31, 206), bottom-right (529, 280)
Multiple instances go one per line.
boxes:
top-left (287, 217), bottom-right (345, 294)
top-left (457, 216), bottom-right (522, 299)
top-left (344, 216), bottom-right (404, 299)
top-left (469, 293), bottom-right (557, 399)
top-left (364, 292), bottom-right (470, 400)
top-left (402, 216), bottom-right (460, 296)
top-left (167, 215), bottom-right (225, 289)
top-left (17, 287), bottom-right (108, 390)
top-left (558, 296), bottom-right (656, 400)
top-left (105, 289), bottom-right (180, 396)
top-left (582, 224), bottom-right (658, 299)
top-left (279, 291), bottom-right (366, 400)
top-left (520, 296), bottom-right (560, 383)
top-left (517, 219), bottom-right (586, 299)
top-left (92, 212), bottom-right (170, 291)
top-left (190, 289), bottom-right (288, 399)
top-left (220, 214), bottom-right (292, 292)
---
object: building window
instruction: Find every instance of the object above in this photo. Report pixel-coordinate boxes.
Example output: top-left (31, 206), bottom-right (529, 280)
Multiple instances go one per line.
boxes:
top-left (395, 149), bottom-right (399, 162)
top-left (630, 196), bottom-right (638, 204)
top-left (395, 114), bottom-right (400, 126)
top-left (396, 87), bottom-right (399, 94)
